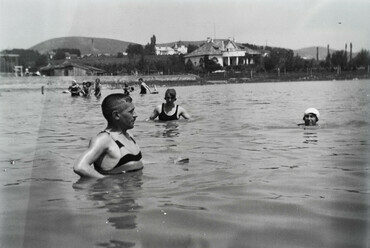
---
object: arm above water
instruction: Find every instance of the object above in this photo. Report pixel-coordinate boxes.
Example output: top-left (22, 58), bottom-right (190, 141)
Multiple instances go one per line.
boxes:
top-left (179, 106), bottom-right (190, 119)
top-left (73, 136), bottom-right (108, 178)
top-left (142, 83), bottom-right (152, 93)
top-left (149, 105), bottom-right (161, 120)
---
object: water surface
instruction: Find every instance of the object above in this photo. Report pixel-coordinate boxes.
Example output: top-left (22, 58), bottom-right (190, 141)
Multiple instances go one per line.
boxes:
top-left (0, 79), bottom-right (369, 248)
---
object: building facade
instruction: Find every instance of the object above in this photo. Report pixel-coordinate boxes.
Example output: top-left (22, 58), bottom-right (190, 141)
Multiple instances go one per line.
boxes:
top-left (155, 42), bottom-right (188, 55)
top-left (184, 37), bottom-right (260, 68)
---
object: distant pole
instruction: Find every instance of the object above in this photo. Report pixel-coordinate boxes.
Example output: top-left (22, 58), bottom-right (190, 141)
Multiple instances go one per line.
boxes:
top-left (213, 23), bottom-right (216, 39)
top-left (41, 86), bottom-right (44, 95)
top-left (316, 47), bottom-right (319, 61)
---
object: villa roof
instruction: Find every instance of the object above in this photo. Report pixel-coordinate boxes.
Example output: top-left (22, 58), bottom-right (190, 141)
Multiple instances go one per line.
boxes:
top-left (40, 61), bottom-right (105, 72)
top-left (185, 38), bottom-right (260, 58)
top-left (184, 41), bottom-right (222, 57)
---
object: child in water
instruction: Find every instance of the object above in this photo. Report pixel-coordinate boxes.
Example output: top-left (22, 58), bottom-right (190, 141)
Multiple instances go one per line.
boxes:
top-left (149, 88), bottom-right (190, 121)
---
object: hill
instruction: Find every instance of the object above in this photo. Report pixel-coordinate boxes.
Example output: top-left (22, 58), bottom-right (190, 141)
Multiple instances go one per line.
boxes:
top-left (294, 46), bottom-right (338, 60)
top-left (30, 36), bottom-right (137, 55)
top-left (31, 37), bottom-right (357, 61)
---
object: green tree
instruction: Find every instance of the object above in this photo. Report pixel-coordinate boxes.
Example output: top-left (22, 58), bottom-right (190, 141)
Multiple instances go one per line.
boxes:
top-left (185, 59), bottom-right (194, 72)
top-left (353, 49), bottom-right (370, 68)
top-left (331, 50), bottom-right (347, 69)
top-left (203, 56), bottom-right (222, 72)
top-left (126, 44), bottom-right (144, 56)
top-left (144, 35), bottom-right (157, 55)
top-left (1, 49), bottom-right (48, 71)
top-left (53, 48), bottom-right (81, 60)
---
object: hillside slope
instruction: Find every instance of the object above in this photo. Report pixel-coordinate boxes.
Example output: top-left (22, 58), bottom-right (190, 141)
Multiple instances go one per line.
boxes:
top-left (30, 36), bottom-right (137, 55)
top-left (294, 46), bottom-right (337, 60)
top-left (31, 37), bottom-right (353, 61)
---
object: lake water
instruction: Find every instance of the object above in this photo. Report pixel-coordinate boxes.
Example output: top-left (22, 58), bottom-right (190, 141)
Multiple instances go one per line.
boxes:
top-left (0, 79), bottom-right (369, 248)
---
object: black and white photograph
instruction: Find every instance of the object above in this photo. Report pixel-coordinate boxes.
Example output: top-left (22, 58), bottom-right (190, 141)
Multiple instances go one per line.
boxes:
top-left (1, 0), bottom-right (369, 247)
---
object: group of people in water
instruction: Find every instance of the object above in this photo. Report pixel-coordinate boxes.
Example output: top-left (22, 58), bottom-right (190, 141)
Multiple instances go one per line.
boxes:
top-left (72, 77), bottom-right (319, 178)
top-left (68, 78), bottom-right (102, 97)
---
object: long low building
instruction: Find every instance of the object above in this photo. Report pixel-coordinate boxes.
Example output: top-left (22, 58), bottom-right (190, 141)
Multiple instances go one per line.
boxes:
top-left (40, 61), bottom-right (105, 76)
top-left (184, 37), bottom-right (261, 68)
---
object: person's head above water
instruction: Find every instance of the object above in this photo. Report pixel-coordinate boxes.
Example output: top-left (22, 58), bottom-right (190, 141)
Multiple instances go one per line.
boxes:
top-left (164, 88), bottom-right (176, 102)
top-left (101, 93), bottom-right (134, 125)
top-left (303, 108), bottom-right (320, 126)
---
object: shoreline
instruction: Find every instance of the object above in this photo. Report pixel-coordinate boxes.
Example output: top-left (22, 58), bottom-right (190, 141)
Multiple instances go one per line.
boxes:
top-left (0, 72), bottom-right (369, 90)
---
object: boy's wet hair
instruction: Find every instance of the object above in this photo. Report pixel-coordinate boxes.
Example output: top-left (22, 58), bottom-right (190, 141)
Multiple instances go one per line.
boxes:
top-left (165, 88), bottom-right (176, 98)
top-left (102, 93), bottom-right (132, 122)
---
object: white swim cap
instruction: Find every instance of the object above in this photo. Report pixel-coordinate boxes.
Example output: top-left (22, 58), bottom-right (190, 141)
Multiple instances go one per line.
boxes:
top-left (303, 108), bottom-right (320, 120)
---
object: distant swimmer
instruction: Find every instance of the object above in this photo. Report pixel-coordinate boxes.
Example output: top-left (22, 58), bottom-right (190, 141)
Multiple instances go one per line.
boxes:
top-left (138, 78), bottom-right (157, 94)
top-left (73, 93), bottom-right (143, 178)
top-left (94, 78), bottom-right (102, 97)
top-left (149, 88), bottom-right (190, 121)
top-left (81, 81), bottom-right (93, 97)
top-left (298, 108), bottom-right (320, 126)
top-left (68, 80), bottom-right (82, 97)
top-left (123, 83), bottom-right (134, 95)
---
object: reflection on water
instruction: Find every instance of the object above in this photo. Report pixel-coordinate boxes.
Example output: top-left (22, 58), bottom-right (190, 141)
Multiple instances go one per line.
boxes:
top-left (150, 121), bottom-right (180, 138)
top-left (73, 172), bottom-right (143, 247)
top-left (302, 129), bottom-right (319, 144)
top-left (162, 121), bottom-right (179, 138)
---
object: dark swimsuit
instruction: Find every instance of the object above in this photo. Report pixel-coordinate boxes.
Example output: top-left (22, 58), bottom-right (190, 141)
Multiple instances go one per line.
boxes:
top-left (69, 85), bottom-right (80, 96)
top-left (158, 103), bottom-right (179, 121)
top-left (94, 86), bottom-right (101, 97)
top-left (94, 131), bottom-right (142, 175)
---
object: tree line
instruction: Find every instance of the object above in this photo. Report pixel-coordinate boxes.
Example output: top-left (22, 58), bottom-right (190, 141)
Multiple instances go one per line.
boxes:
top-left (1, 37), bottom-right (369, 75)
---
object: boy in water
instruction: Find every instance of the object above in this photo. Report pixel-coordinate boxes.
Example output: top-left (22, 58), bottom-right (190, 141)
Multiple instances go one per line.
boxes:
top-left (298, 108), bottom-right (320, 126)
top-left (94, 78), bottom-right (102, 97)
top-left (73, 93), bottom-right (143, 178)
top-left (82, 81), bottom-right (93, 97)
top-left (149, 88), bottom-right (190, 121)
top-left (138, 78), bottom-right (158, 94)
top-left (139, 78), bottom-right (151, 94)
top-left (123, 83), bottom-right (134, 95)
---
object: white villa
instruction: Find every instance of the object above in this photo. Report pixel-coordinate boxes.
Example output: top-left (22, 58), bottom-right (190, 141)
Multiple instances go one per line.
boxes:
top-left (184, 37), bottom-right (260, 67)
top-left (155, 42), bottom-right (188, 55)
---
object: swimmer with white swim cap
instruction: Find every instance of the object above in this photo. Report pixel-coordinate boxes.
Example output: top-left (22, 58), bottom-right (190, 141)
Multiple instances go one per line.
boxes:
top-left (298, 108), bottom-right (320, 126)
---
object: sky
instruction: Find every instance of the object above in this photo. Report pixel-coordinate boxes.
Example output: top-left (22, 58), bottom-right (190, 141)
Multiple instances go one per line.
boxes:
top-left (0, 0), bottom-right (369, 52)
